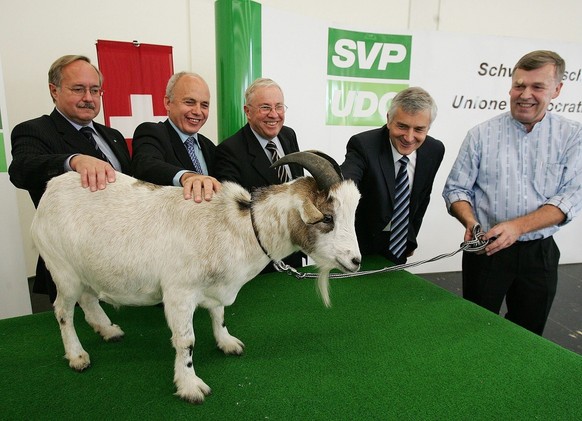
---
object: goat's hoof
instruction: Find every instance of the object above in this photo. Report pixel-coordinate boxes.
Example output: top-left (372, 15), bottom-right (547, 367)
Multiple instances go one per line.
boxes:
top-left (68, 352), bottom-right (91, 372)
top-left (99, 324), bottom-right (125, 342)
top-left (104, 332), bottom-right (124, 343)
top-left (176, 385), bottom-right (212, 404)
top-left (218, 337), bottom-right (245, 355)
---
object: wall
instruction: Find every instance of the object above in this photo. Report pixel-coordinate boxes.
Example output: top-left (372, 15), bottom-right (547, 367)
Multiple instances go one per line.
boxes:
top-left (0, 0), bottom-right (581, 278)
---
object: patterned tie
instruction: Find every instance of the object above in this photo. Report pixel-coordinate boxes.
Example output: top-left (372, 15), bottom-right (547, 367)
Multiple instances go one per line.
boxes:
top-left (389, 156), bottom-right (410, 259)
top-left (79, 126), bottom-right (108, 162)
top-left (266, 140), bottom-right (290, 183)
top-left (184, 136), bottom-right (204, 174)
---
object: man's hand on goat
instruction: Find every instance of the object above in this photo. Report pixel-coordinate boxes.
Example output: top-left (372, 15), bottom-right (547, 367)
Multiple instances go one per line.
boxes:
top-left (181, 172), bottom-right (221, 202)
top-left (70, 154), bottom-right (117, 192)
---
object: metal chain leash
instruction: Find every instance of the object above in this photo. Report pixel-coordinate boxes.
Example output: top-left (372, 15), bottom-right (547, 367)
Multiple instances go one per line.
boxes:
top-left (273, 224), bottom-right (490, 280)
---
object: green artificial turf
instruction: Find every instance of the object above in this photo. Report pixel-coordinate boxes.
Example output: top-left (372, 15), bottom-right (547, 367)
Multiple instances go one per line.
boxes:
top-left (1, 255), bottom-right (580, 420)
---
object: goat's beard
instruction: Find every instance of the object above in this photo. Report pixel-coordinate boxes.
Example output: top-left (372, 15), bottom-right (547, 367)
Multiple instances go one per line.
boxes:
top-left (317, 269), bottom-right (331, 308)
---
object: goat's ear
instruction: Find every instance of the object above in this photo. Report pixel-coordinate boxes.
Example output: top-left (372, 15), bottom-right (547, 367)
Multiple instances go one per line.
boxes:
top-left (300, 199), bottom-right (324, 224)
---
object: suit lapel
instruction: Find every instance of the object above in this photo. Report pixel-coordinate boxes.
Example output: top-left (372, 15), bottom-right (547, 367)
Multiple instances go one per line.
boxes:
top-left (165, 120), bottom-right (195, 170)
top-left (50, 109), bottom-right (96, 156)
top-left (278, 129), bottom-right (302, 179)
top-left (93, 123), bottom-right (126, 159)
top-left (244, 124), bottom-right (278, 185)
top-left (379, 133), bottom-right (397, 207)
top-left (198, 134), bottom-right (213, 173)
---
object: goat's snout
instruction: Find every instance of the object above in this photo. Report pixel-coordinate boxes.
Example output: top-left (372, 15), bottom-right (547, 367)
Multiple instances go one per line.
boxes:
top-left (335, 253), bottom-right (361, 273)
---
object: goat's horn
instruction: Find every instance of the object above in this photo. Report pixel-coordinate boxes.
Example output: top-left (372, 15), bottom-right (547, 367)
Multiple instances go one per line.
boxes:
top-left (271, 150), bottom-right (343, 191)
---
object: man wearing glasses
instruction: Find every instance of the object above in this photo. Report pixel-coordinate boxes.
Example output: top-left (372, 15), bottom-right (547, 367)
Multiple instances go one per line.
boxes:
top-left (9, 54), bottom-right (132, 301)
top-left (214, 77), bottom-right (304, 271)
top-left (215, 78), bottom-right (303, 190)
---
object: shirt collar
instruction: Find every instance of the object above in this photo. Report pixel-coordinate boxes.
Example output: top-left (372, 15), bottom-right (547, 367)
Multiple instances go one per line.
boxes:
top-left (250, 126), bottom-right (281, 150)
top-left (389, 140), bottom-right (416, 165)
top-left (168, 118), bottom-right (199, 146)
top-left (509, 110), bottom-right (550, 134)
top-left (55, 107), bottom-right (96, 132)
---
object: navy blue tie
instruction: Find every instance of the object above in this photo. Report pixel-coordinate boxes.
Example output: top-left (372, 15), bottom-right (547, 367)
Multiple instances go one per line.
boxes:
top-left (185, 136), bottom-right (204, 174)
top-left (389, 156), bottom-right (410, 259)
top-left (79, 126), bottom-right (108, 162)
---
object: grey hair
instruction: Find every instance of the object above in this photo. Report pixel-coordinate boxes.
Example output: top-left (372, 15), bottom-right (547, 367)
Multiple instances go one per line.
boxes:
top-left (244, 78), bottom-right (283, 105)
top-left (513, 50), bottom-right (566, 83)
top-left (165, 71), bottom-right (207, 101)
top-left (48, 55), bottom-right (102, 102)
top-left (387, 87), bottom-right (438, 126)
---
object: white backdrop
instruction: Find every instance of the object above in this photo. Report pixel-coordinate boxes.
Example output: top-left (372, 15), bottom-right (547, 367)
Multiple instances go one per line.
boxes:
top-left (262, 6), bottom-right (582, 273)
top-left (0, 53), bottom-right (32, 319)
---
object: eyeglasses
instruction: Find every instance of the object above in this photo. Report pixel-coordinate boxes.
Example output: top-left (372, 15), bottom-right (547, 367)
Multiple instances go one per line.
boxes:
top-left (64, 86), bottom-right (103, 97)
top-left (248, 104), bottom-right (288, 114)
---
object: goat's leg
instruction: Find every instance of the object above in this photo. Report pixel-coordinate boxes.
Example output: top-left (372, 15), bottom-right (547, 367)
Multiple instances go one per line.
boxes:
top-left (53, 280), bottom-right (90, 371)
top-left (77, 291), bottom-right (124, 341)
top-left (163, 293), bottom-right (211, 404)
top-left (209, 306), bottom-right (244, 355)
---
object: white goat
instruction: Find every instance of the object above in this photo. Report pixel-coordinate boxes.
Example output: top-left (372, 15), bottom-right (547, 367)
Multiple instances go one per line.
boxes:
top-left (31, 151), bottom-right (361, 404)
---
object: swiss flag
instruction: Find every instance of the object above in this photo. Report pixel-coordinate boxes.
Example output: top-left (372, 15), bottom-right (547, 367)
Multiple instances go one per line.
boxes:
top-left (96, 40), bottom-right (173, 154)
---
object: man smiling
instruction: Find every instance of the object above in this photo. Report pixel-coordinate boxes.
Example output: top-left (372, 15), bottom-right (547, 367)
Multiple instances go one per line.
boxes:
top-left (132, 72), bottom-right (220, 202)
top-left (443, 50), bottom-right (582, 335)
top-left (214, 78), bottom-right (303, 191)
top-left (341, 87), bottom-right (445, 264)
top-left (214, 78), bottom-right (304, 272)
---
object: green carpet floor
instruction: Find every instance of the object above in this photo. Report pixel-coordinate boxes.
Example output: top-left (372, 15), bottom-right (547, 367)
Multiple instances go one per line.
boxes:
top-left (1, 256), bottom-right (580, 420)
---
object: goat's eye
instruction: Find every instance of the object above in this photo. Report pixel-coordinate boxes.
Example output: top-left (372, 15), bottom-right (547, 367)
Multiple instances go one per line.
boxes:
top-left (322, 214), bottom-right (333, 224)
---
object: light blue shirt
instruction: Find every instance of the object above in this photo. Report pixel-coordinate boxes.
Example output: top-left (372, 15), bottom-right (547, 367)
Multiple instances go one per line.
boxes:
top-left (168, 119), bottom-right (209, 186)
top-left (443, 111), bottom-right (582, 241)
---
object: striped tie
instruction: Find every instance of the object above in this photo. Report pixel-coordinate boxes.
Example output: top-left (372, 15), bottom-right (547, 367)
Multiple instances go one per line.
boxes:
top-left (389, 156), bottom-right (410, 259)
top-left (266, 140), bottom-right (290, 183)
top-left (185, 136), bottom-right (204, 174)
top-left (79, 126), bottom-right (108, 162)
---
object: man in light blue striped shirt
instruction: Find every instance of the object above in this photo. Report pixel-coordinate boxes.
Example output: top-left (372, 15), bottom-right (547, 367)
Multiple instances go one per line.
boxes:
top-left (443, 50), bottom-right (582, 335)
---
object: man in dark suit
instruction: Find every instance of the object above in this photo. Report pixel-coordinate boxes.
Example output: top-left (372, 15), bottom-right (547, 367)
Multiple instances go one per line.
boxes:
top-left (340, 87), bottom-right (445, 264)
top-left (132, 72), bottom-right (220, 203)
top-left (214, 78), bottom-right (304, 270)
top-left (9, 54), bottom-right (132, 300)
top-left (214, 78), bottom-right (303, 191)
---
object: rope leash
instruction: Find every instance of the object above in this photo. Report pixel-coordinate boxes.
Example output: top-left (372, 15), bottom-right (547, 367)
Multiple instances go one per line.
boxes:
top-left (273, 224), bottom-right (489, 280)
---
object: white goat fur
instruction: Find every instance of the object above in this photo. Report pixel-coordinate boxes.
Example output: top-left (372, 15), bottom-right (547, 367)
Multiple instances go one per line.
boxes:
top-left (31, 171), bottom-right (361, 403)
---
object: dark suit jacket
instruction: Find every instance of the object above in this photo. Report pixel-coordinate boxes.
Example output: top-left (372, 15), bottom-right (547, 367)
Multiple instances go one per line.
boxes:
top-left (8, 108), bottom-right (131, 299)
top-left (215, 123), bottom-right (305, 270)
top-left (340, 125), bottom-right (445, 263)
top-left (9, 108), bottom-right (131, 207)
top-left (214, 123), bottom-right (304, 191)
top-left (132, 120), bottom-right (217, 185)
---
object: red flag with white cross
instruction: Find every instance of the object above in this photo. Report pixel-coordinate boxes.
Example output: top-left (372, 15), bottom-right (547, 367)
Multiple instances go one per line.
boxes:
top-left (96, 40), bottom-right (173, 154)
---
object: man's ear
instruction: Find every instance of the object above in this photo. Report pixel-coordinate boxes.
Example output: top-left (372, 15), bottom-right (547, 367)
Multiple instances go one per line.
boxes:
top-left (552, 81), bottom-right (563, 99)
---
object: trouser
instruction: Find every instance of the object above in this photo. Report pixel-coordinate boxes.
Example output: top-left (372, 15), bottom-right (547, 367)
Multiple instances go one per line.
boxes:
top-left (462, 236), bottom-right (560, 335)
top-left (33, 256), bottom-right (57, 303)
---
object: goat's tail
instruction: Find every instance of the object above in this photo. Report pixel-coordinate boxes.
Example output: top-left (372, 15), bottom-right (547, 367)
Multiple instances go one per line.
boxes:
top-left (317, 269), bottom-right (332, 308)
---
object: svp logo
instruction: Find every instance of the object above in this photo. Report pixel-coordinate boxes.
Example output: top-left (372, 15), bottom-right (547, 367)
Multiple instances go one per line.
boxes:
top-left (326, 28), bottom-right (412, 126)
